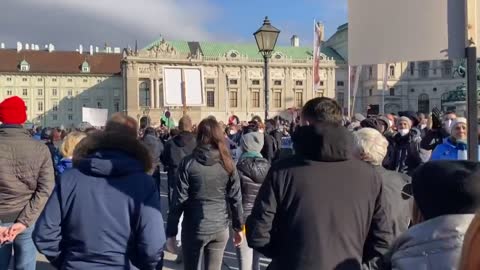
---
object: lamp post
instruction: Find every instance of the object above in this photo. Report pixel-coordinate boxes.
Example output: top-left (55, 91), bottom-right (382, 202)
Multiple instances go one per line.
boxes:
top-left (254, 16), bottom-right (280, 121)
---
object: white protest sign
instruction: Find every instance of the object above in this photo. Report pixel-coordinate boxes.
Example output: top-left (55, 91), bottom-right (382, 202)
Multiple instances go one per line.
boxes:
top-left (163, 67), bottom-right (205, 107)
top-left (82, 107), bottom-right (109, 127)
top-left (348, 0), bottom-right (473, 65)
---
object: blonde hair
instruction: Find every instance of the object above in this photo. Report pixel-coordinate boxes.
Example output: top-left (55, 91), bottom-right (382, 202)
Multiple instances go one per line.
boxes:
top-left (459, 215), bottom-right (480, 270)
top-left (60, 131), bottom-right (87, 158)
top-left (353, 128), bottom-right (388, 166)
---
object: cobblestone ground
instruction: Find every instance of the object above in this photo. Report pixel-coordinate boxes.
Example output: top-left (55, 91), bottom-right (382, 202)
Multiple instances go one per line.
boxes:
top-left (30, 172), bottom-right (270, 270)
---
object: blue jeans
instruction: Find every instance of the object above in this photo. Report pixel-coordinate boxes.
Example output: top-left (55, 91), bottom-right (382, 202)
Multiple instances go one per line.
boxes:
top-left (0, 223), bottom-right (36, 270)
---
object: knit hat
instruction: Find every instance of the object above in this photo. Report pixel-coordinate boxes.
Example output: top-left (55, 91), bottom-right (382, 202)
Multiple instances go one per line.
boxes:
top-left (412, 160), bottom-right (480, 220)
top-left (399, 111), bottom-right (420, 127)
top-left (241, 132), bottom-right (264, 153)
top-left (377, 116), bottom-right (390, 129)
top-left (398, 116), bottom-right (412, 128)
top-left (354, 113), bottom-right (366, 122)
top-left (0, 96), bottom-right (27, 125)
top-left (451, 117), bottom-right (467, 134)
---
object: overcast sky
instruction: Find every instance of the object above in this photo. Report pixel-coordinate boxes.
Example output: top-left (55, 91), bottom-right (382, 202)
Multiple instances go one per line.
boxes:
top-left (0, 0), bottom-right (347, 50)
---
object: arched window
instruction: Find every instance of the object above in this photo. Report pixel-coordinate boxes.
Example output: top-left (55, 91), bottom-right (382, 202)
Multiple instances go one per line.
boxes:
top-left (389, 65), bottom-right (395, 77)
top-left (418, 93), bottom-right (430, 113)
top-left (139, 81), bottom-right (150, 107)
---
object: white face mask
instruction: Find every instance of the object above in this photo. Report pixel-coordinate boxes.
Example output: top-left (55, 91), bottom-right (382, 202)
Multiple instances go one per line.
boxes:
top-left (229, 130), bottom-right (237, 135)
top-left (398, 129), bottom-right (410, 136)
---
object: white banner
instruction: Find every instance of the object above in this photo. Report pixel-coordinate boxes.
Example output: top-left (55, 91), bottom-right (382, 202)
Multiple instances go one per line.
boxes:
top-left (82, 107), bottom-right (109, 127)
top-left (348, 0), bottom-right (470, 65)
top-left (163, 66), bottom-right (205, 107)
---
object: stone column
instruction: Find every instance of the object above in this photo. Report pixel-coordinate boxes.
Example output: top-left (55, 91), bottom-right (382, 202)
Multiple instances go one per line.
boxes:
top-left (150, 78), bottom-right (155, 108)
top-left (155, 79), bottom-right (161, 109)
top-left (285, 67), bottom-right (293, 109)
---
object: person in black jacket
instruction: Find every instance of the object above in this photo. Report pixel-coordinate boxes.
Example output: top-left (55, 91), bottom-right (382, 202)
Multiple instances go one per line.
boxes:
top-left (260, 120), bottom-right (279, 163)
top-left (142, 127), bottom-right (164, 194)
top-left (166, 118), bottom-right (244, 270)
top-left (386, 116), bottom-right (423, 175)
top-left (421, 111), bottom-right (456, 151)
top-left (236, 131), bottom-right (270, 270)
top-left (161, 116), bottom-right (196, 205)
top-left (246, 97), bottom-right (393, 270)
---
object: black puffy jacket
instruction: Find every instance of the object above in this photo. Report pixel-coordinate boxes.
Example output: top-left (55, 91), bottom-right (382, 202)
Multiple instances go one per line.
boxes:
top-left (386, 130), bottom-right (423, 175)
top-left (166, 145), bottom-right (243, 237)
top-left (237, 156), bottom-right (270, 218)
top-left (160, 132), bottom-right (196, 186)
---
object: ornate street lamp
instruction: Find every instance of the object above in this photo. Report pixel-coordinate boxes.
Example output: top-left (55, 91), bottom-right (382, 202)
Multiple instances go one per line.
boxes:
top-left (254, 16), bottom-right (280, 121)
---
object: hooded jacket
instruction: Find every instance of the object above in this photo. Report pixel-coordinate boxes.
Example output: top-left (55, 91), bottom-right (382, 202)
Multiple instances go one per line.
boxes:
top-left (237, 154), bottom-right (270, 218)
top-left (382, 214), bottom-right (474, 270)
top-left (33, 132), bottom-right (165, 270)
top-left (246, 122), bottom-right (393, 270)
top-left (0, 125), bottom-right (54, 227)
top-left (161, 131), bottom-right (196, 185)
top-left (166, 145), bottom-right (243, 237)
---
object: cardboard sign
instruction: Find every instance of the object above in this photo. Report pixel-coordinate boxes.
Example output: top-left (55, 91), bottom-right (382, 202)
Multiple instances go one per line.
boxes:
top-left (82, 107), bottom-right (109, 127)
top-left (348, 0), bottom-right (470, 65)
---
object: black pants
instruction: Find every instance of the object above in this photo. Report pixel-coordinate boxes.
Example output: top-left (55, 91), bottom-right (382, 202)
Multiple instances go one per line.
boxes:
top-left (182, 229), bottom-right (229, 270)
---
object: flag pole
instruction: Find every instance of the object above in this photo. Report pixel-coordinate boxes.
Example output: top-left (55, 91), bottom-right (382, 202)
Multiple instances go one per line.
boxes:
top-left (347, 65), bottom-right (351, 118)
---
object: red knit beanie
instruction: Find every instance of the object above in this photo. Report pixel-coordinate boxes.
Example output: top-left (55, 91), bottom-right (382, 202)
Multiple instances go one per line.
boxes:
top-left (0, 96), bottom-right (27, 125)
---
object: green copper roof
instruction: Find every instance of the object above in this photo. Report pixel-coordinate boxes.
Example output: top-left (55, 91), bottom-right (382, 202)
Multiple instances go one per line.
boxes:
top-left (20, 60), bottom-right (29, 65)
top-left (143, 38), bottom-right (344, 61)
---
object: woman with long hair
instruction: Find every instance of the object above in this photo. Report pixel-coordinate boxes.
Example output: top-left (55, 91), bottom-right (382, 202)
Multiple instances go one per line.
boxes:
top-left (166, 118), bottom-right (244, 270)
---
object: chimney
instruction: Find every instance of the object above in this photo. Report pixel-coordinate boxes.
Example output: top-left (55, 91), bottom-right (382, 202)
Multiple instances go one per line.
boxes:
top-left (17, 42), bottom-right (22, 52)
top-left (79, 44), bottom-right (83, 54)
top-left (290, 35), bottom-right (300, 47)
top-left (106, 46), bottom-right (112, 53)
top-left (95, 46), bottom-right (99, 53)
top-left (0, 43), bottom-right (5, 49)
top-left (31, 43), bottom-right (34, 50)
top-left (25, 43), bottom-right (30, 50)
top-left (89, 45), bottom-right (94, 55)
top-left (114, 47), bottom-right (121, 53)
top-left (35, 44), bottom-right (40, 50)
top-left (44, 44), bottom-right (48, 49)
top-left (48, 43), bottom-right (54, 52)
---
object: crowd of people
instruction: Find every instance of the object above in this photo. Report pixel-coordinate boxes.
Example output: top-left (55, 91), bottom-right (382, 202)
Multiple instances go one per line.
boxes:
top-left (1, 94), bottom-right (480, 270)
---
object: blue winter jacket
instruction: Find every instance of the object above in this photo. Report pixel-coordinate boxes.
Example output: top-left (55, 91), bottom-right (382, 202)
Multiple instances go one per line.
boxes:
top-left (33, 133), bottom-right (165, 270)
top-left (431, 138), bottom-right (480, 161)
top-left (56, 158), bottom-right (73, 175)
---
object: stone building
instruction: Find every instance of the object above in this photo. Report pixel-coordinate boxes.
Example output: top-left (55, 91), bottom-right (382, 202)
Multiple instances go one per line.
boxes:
top-left (0, 44), bottom-right (122, 127)
top-left (122, 35), bottom-right (347, 125)
top-left (326, 23), bottom-right (466, 115)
